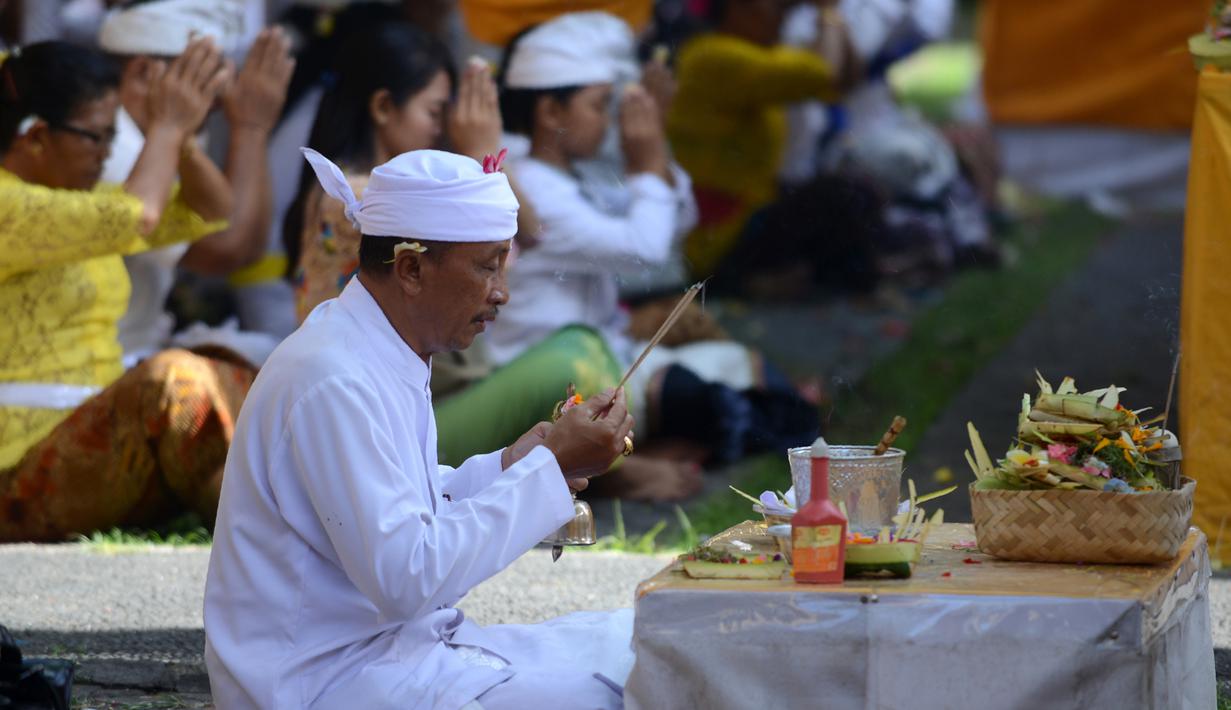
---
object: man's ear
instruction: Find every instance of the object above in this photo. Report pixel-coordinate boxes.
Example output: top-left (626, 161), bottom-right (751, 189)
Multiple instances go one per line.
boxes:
top-left (392, 250), bottom-right (426, 297)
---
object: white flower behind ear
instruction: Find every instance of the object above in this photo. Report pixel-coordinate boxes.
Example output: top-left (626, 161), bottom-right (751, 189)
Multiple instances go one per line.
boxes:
top-left (384, 241), bottom-right (428, 264)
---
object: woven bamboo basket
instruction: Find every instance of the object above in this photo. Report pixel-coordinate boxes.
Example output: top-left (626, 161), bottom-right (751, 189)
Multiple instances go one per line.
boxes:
top-left (970, 478), bottom-right (1195, 564)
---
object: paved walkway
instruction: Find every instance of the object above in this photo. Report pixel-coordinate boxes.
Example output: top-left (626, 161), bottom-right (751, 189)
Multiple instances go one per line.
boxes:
top-left (1, 543), bottom-right (1226, 708)
top-left (1, 544), bottom-right (669, 707)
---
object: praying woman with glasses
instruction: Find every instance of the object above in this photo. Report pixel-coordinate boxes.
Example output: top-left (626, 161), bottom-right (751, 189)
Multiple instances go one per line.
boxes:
top-left (0, 38), bottom-right (255, 542)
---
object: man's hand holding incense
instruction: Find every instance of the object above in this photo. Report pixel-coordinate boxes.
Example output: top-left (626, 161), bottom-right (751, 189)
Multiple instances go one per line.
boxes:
top-left (502, 422), bottom-right (590, 492)
top-left (544, 388), bottom-right (634, 480)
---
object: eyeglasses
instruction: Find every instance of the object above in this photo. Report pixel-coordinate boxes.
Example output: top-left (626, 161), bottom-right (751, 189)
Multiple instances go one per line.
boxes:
top-left (50, 123), bottom-right (116, 148)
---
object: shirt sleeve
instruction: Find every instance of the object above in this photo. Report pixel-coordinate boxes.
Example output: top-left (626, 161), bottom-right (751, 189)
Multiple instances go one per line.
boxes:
top-left (438, 450), bottom-right (507, 501)
top-left (685, 39), bottom-right (840, 108)
top-left (0, 180), bottom-right (226, 278)
top-left (527, 167), bottom-right (678, 274)
top-left (669, 162), bottom-right (699, 238)
top-left (286, 378), bottom-right (575, 620)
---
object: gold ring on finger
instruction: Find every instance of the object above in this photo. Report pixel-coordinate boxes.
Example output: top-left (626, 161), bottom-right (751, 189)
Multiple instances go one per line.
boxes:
top-left (622, 435), bottom-right (634, 457)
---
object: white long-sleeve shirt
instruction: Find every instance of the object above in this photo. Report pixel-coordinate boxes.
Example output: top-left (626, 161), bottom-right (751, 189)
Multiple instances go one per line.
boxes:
top-left (486, 157), bottom-right (696, 366)
top-left (204, 277), bottom-right (576, 709)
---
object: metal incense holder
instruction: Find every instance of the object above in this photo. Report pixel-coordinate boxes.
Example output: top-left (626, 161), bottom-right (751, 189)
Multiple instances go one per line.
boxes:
top-left (544, 494), bottom-right (597, 550)
top-left (543, 383), bottom-right (597, 561)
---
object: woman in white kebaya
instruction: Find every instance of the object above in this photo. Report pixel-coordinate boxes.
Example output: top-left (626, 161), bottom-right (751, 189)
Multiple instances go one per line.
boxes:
top-left (491, 12), bottom-right (820, 484)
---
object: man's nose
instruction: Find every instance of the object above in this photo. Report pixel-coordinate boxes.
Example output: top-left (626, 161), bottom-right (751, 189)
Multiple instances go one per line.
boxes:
top-left (490, 271), bottom-right (510, 305)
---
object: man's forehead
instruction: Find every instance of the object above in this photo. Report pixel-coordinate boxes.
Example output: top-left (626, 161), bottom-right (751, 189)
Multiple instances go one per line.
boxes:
top-left (454, 240), bottom-right (512, 256)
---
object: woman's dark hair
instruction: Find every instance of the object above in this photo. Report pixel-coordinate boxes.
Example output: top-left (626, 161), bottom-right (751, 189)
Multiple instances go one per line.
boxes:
top-left (496, 25), bottom-right (583, 136)
top-left (0, 41), bottom-right (119, 154)
top-left (282, 21), bottom-right (455, 279)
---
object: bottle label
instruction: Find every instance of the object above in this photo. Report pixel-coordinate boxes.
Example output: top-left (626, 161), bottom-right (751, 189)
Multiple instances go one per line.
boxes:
top-left (793, 525), bottom-right (842, 573)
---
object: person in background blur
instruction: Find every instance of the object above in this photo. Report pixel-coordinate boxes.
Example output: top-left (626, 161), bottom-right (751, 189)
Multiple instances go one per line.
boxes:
top-left (494, 12), bottom-right (820, 498)
top-left (666, 0), bottom-right (901, 302)
top-left (98, 0), bottom-right (295, 368)
top-left (281, 22), bottom-right (633, 493)
top-left (0, 38), bottom-right (250, 541)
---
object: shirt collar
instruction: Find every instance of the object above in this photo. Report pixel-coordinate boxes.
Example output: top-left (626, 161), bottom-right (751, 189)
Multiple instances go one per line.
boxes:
top-left (337, 276), bottom-right (432, 390)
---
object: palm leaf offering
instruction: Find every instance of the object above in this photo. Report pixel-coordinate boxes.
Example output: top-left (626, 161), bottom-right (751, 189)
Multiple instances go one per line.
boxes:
top-left (966, 372), bottom-right (1171, 493)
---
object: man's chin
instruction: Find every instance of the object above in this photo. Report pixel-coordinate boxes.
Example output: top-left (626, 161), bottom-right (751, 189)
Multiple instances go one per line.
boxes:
top-left (448, 333), bottom-right (478, 352)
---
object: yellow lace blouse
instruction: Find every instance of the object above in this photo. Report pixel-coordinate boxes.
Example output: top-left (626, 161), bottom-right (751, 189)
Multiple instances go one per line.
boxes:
top-left (667, 33), bottom-right (838, 274)
top-left (0, 168), bottom-right (225, 468)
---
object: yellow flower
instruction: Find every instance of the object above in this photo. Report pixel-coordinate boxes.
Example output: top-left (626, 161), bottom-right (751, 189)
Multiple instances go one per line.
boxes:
top-left (1094, 438), bottom-right (1112, 452)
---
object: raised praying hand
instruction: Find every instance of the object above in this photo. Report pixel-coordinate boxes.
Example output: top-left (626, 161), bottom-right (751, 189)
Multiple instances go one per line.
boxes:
top-left (223, 27), bottom-right (295, 134)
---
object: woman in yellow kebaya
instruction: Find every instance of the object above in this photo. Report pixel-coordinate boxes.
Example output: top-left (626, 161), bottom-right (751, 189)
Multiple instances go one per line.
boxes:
top-left (0, 38), bottom-right (249, 541)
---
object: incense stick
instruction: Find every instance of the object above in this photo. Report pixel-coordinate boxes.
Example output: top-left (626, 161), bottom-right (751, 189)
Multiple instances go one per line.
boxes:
top-left (1161, 351), bottom-right (1181, 433)
top-left (593, 281), bottom-right (704, 419)
top-left (873, 416), bottom-right (907, 456)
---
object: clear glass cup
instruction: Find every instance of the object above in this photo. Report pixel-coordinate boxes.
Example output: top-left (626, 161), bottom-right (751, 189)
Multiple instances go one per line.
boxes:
top-left (788, 445), bottom-right (904, 535)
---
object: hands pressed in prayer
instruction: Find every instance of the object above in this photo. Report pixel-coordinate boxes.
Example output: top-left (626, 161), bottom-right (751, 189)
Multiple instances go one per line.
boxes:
top-left (144, 37), bottom-right (231, 141)
top-left (640, 58), bottom-right (676, 125)
top-left (222, 27), bottom-right (295, 133)
top-left (447, 58), bottom-right (503, 163)
top-left (619, 85), bottom-right (670, 181)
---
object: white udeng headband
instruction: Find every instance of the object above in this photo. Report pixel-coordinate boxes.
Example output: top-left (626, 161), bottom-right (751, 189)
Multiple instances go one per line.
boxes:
top-left (502, 11), bottom-right (635, 90)
top-left (298, 147), bottom-right (519, 243)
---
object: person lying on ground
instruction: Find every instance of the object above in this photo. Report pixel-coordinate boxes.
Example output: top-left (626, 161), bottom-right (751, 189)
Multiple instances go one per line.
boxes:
top-left (492, 12), bottom-right (820, 499)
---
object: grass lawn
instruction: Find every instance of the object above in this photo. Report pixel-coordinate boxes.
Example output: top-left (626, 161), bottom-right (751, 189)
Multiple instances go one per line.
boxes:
top-left (679, 201), bottom-right (1110, 544)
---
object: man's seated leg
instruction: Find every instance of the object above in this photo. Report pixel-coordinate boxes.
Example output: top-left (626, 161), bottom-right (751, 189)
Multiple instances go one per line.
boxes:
top-left (469, 608), bottom-right (633, 710)
top-left (474, 667), bottom-right (624, 710)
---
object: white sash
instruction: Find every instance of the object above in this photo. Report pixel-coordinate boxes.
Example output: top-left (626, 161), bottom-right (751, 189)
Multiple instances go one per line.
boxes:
top-left (0, 383), bottom-right (100, 409)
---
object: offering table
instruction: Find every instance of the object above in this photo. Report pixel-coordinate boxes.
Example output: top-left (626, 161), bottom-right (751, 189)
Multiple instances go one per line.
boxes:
top-left (625, 522), bottom-right (1214, 710)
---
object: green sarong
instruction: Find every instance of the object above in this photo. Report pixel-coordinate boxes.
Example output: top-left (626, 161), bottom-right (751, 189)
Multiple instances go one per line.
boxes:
top-left (435, 326), bottom-right (623, 465)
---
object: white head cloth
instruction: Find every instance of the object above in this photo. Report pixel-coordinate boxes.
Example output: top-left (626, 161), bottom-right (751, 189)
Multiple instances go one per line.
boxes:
top-left (98, 0), bottom-right (245, 56)
top-left (299, 148), bottom-right (519, 243)
top-left (503, 11), bottom-right (636, 90)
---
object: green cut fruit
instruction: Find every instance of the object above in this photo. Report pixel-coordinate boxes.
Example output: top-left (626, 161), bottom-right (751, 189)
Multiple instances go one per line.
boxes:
top-left (846, 541), bottom-right (920, 565)
top-left (844, 561), bottom-right (913, 579)
top-left (682, 560), bottom-right (787, 580)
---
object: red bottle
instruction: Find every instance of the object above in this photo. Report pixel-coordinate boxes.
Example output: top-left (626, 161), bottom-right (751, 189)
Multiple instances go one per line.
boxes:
top-left (792, 437), bottom-right (847, 584)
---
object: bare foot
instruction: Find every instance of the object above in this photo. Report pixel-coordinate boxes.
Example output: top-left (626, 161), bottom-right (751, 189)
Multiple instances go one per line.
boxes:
top-left (588, 455), bottom-right (704, 502)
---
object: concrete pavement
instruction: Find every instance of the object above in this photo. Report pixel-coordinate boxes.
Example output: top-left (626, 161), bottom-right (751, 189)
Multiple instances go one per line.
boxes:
top-left (1, 542), bottom-right (1227, 707)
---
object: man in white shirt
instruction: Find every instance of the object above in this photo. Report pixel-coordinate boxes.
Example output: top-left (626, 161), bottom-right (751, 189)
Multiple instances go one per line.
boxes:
top-left (204, 147), bottom-right (636, 709)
